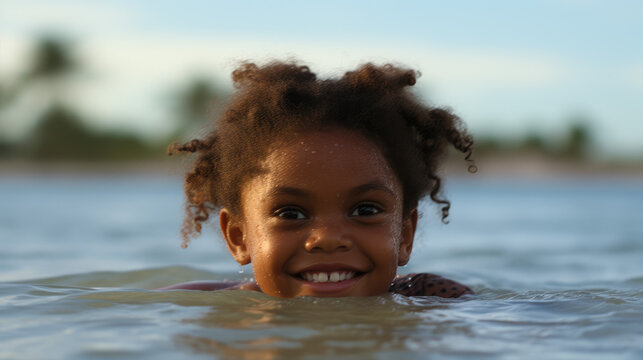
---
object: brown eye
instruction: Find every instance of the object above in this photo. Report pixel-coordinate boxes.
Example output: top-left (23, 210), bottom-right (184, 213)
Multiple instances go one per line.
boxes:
top-left (350, 203), bottom-right (383, 217)
top-left (274, 207), bottom-right (307, 220)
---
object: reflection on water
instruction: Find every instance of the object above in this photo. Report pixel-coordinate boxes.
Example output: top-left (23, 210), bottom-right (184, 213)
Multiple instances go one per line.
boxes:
top-left (175, 294), bottom-right (444, 359)
top-left (1, 266), bottom-right (642, 359)
top-left (2, 268), bottom-right (642, 360)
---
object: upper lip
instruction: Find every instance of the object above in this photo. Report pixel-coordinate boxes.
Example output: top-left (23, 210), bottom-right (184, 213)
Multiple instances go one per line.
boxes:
top-left (293, 263), bottom-right (365, 274)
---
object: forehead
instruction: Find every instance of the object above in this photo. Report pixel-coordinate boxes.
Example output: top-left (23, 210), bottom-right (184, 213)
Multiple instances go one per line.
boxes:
top-left (248, 129), bottom-right (401, 196)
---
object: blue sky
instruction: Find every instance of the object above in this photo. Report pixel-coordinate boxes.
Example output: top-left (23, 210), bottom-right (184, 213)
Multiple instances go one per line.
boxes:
top-left (1, 0), bottom-right (642, 156)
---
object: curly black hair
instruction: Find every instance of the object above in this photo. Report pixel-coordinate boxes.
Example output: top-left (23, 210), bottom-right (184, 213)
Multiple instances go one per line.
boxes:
top-left (169, 61), bottom-right (475, 247)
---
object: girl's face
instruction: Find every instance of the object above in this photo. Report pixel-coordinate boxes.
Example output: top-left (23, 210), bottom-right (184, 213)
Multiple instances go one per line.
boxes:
top-left (220, 129), bottom-right (417, 298)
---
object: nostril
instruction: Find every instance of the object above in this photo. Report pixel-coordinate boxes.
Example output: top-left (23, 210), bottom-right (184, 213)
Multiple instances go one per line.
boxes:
top-left (308, 244), bottom-right (323, 251)
top-left (337, 243), bottom-right (350, 250)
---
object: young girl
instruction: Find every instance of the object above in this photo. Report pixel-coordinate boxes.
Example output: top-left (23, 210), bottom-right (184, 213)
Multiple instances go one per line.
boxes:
top-left (161, 61), bottom-right (475, 298)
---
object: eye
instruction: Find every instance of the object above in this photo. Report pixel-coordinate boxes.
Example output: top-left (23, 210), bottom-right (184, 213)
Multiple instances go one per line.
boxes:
top-left (273, 207), bottom-right (307, 220)
top-left (350, 203), bottom-right (383, 217)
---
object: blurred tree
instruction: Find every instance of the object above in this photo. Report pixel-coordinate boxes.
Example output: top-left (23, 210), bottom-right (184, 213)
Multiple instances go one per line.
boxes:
top-left (23, 36), bottom-right (78, 83)
top-left (4, 36), bottom-right (163, 162)
top-left (0, 139), bottom-right (15, 157)
top-left (1, 36), bottom-right (80, 147)
top-left (0, 82), bottom-right (9, 107)
top-left (25, 103), bottom-right (93, 160)
top-left (26, 103), bottom-right (154, 161)
top-left (177, 79), bottom-right (217, 122)
top-left (471, 135), bottom-right (503, 155)
top-left (561, 118), bottom-right (592, 160)
top-left (522, 131), bottom-right (547, 153)
top-left (171, 77), bottom-right (229, 139)
top-left (1, 36), bottom-right (76, 108)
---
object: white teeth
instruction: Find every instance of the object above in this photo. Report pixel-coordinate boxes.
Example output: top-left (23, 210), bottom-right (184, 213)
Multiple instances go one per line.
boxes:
top-left (301, 271), bottom-right (356, 283)
top-left (329, 272), bottom-right (339, 282)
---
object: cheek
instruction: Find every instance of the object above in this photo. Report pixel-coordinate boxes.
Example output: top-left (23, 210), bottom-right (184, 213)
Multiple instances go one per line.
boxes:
top-left (246, 227), bottom-right (302, 297)
top-left (247, 224), bottom-right (273, 262)
top-left (247, 225), bottom-right (295, 272)
top-left (369, 216), bottom-right (407, 270)
top-left (363, 221), bottom-right (402, 257)
top-left (385, 213), bottom-right (405, 242)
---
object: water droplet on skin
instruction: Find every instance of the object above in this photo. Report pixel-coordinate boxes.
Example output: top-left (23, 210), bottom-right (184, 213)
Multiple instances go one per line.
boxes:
top-left (311, 150), bottom-right (316, 154)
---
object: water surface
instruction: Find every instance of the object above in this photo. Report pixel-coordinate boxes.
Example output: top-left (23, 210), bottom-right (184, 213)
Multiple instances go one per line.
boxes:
top-left (1, 175), bottom-right (642, 359)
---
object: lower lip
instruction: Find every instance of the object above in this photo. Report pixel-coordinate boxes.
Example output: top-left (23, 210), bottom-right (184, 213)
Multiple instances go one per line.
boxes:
top-left (295, 275), bottom-right (362, 295)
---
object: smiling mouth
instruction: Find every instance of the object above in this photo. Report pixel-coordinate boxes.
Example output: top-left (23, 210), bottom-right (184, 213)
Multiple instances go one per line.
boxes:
top-left (298, 271), bottom-right (362, 283)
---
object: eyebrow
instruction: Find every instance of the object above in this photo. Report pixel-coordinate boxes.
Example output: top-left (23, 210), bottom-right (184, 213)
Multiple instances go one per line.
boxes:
top-left (348, 181), bottom-right (396, 198)
top-left (267, 186), bottom-right (313, 198)
top-left (267, 181), bottom-right (396, 199)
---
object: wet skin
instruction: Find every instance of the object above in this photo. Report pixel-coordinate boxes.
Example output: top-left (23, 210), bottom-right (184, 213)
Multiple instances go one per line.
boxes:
top-left (220, 129), bottom-right (417, 298)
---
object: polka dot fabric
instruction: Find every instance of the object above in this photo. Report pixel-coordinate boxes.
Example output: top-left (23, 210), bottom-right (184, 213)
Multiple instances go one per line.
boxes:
top-left (389, 273), bottom-right (473, 297)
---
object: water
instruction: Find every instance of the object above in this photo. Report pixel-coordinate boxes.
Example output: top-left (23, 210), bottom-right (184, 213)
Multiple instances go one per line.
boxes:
top-left (1, 174), bottom-right (642, 359)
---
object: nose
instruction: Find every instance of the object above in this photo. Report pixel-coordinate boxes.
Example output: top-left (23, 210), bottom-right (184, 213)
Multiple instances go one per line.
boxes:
top-left (304, 224), bottom-right (352, 253)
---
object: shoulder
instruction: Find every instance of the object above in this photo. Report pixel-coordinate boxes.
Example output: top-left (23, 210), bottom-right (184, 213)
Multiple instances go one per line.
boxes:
top-left (156, 281), bottom-right (260, 292)
top-left (388, 273), bottom-right (473, 298)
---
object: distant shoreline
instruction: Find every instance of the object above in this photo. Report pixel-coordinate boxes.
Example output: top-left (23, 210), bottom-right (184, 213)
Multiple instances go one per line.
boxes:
top-left (443, 154), bottom-right (643, 180)
top-left (1, 156), bottom-right (642, 180)
top-left (0, 159), bottom-right (187, 177)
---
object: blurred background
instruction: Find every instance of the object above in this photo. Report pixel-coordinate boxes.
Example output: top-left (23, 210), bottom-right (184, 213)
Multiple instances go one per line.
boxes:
top-left (1, 0), bottom-right (642, 281)
top-left (1, 0), bottom-right (642, 170)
